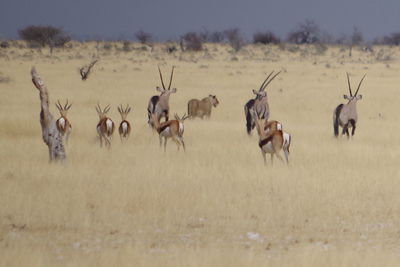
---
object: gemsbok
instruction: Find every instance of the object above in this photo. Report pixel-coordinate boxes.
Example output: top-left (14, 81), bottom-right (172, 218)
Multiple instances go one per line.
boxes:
top-left (244, 70), bottom-right (281, 135)
top-left (187, 95), bottom-right (219, 119)
top-left (118, 104), bottom-right (132, 142)
top-left (96, 104), bottom-right (115, 148)
top-left (252, 110), bottom-right (290, 165)
top-left (55, 100), bottom-right (72, 145)
top-left (151, 113), bottom-right (188, 152)
top-left (147, 66), bottom-right (177, 127)
top-left (333, 73), bottom-right (366, 138)
top-left (80, 59), bottom-right (98, 80)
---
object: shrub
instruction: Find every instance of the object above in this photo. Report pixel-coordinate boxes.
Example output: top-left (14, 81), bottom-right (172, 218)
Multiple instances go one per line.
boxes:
top-left (253, 31), bottom-right (280, 44)
top-left (180, 32), bottom-right (203, 51)
top-left (224, 28), bottom-right (244, 51)
top-left (287, 19), bottom-right (320, 44)
top-left (0, 41), bottom-right (10, 48)
top-left (135, 30), bottom-right (152, 44)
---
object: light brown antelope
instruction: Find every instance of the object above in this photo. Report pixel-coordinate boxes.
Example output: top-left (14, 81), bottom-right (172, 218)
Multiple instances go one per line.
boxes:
top-left (55, 100), bottom-right (72, 145)
top-left (244, 70), bottom-right (281, 134)
top-left (333, 73), bottom-right (366, 138)
top-left (264, 120), bottom-right (291, 163)
top-left (95, 104), bottom-right (115, 148)
top-left (187, 95), bottom-right (219, 119)
top-left (151, 113), bottom-right (188, 152)
top-left (252, 110), bottom-right (290, 165)
top-left (147, 66), bottom-right (177, 127)
top-left (118, 104), bottom-right (131, 142)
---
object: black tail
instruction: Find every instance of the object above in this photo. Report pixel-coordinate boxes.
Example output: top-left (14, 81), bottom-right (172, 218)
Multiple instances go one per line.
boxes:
top-left (244, 99), bottom-right (255, 135)
top-left (333, 104), bottom-right (344, 137)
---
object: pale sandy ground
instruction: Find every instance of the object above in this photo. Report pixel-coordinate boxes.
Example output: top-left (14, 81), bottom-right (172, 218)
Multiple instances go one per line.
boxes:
top-left (1, 41), bottom-right (400, 266)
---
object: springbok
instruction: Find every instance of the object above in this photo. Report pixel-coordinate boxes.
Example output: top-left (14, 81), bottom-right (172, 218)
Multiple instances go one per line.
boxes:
top-left (264, 119), bottom-right (291, 163)
top-left (333, 73), bottom-right (366, 138)
top-left (151, 113), bottom-right (188, 152)
top-left (95, 104), bottom-right (115, 148)
top-left (55, 100), bottom-right (72, 145)
top-left (118, 104), bottom-right (132, 142)
top-left (187, 95), bottom-right (219, 119)
top-left (147, 66), bottom-right (177, 127)
top-left (252, 111), bottom-right (290, 165)
top-left (244, 70), bottom-right (281, 134)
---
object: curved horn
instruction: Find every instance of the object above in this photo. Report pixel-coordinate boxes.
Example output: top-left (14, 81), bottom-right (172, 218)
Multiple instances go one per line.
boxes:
top-left (262, 71), bottom-right (281, 90)
top-left (346, 72), bottom-right (352, 97)
top-left (259, 71), bottom-right (274, 91)
top-left (354, 74), bottom-right (366, 96)
top-left (167, 66), bottom-right (175, 90)
top-left (158, 66), bottom-right (166, 89)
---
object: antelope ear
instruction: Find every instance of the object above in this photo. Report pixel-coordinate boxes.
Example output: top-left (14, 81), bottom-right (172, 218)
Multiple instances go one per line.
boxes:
top-left (252, 89), bottom-right (258, 95)
top-left (356, 95), bottom-right (362, 100)
top-left (156, 86), bottom-right (163, 92)
top-left (343, 95), bottom-right (350, 100)
top-left (170, 88), bottom-right (177, 93)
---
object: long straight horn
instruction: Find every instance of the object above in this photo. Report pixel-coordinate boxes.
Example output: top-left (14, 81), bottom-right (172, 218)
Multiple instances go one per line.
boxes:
top-left (354, 74), bottom-right (366, 96)
top-left (56, 100), bottom-right (62, 110)
top-left (346, 72), bottom-right (352, 97)
top-left (262, 71), bottom-right (281, 90)
top-left (64, 99), bottom-right (69, 110)
top-left (259, 71), bottom-right (274, 91)
top-left (167, 66), bottom-right (175, 90)
top-left (158, 66), bottom-right (166, 89)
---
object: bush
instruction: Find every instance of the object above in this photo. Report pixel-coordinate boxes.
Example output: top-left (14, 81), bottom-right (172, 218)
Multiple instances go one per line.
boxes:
top-left (377, 32), bottom-right (400, 45)
top-left (287, 19), bottom-right (320, 44)
top-left (18, 25), bottom-right (70, 50)
top-left (199, 29), bottom-right (225, 43)
top-left (180, 32), bottom-right (203, 51)
top-left (135, 30), bottom-right (152, 44)
top-left (253, 31), bottom-right (280, 44)
top-left (224, 28), bottom-right (244, 51)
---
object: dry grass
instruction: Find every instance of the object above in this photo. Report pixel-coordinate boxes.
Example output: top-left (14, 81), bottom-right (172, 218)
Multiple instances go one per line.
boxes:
top-left (1, 42), bottom-right (400, 266)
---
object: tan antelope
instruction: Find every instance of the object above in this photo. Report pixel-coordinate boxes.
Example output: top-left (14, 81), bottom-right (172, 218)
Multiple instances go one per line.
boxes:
top-left (55, 100), bottom-right (72, 145)
top-left (95, 104), bottom-right (115, 148)
top-left (264, 119), bottom-right (291, 163)
top-left (244, 70), bottom-right (281, 134)
top-left (151, 113), bottom-right (188, 152)
top-left (333, 73), bottom-right (366, 138)
top-left (252, 110), bottom-right (290, 165)
top-left (187, 95), bottom-right (219, 119)
top-left (147, 66), bottom-right (177, 127)
top-left (118, 104), bottom-right (132, 142)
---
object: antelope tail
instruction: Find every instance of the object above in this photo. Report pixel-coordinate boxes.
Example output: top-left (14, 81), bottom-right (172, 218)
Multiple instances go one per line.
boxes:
top-left (333, 104), bottom-right (344, 137)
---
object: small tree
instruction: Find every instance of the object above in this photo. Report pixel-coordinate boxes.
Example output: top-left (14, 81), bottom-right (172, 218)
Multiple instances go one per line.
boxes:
top-left (253, 31), bottom-right (280, 44)
top-left (287, 19), bottom-right (320, 44)
top-left (18, 25), bottom-right (70, 52)
top-left (135, 30), bottom-right (152, 44)
top-left (224, 28), bottom-right (244, 51)
top-left (349, 27), bottom-right (363, 57)
top-left (180, 32), bottom-right (203, 51)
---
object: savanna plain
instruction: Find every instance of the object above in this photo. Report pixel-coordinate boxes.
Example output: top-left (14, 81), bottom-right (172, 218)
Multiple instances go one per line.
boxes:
top-left (1, 42), bottom-right (400, 266)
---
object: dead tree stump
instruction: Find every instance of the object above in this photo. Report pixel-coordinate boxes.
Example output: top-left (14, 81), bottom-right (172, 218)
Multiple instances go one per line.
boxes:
top-left (31, 67), bottom-right (66, 162)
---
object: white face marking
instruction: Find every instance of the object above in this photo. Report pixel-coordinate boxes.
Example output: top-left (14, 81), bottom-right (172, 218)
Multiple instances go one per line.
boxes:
top-left (58, 117), bottom-right (65, 128)
top-left (179, 122), bottom-right (184, 134)
top-left (106, 119), bottom-right (113, 131)
top-left (122, 122), bottom-right (128, 132)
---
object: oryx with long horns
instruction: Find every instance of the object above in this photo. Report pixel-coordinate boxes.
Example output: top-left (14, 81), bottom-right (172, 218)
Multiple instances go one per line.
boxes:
top-left (333, 73), bottom-right (366, 138)
top-left (244, 70), bottom-right (281, 135)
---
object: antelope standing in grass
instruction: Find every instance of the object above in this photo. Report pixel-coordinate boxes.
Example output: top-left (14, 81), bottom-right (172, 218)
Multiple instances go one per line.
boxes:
top-left (252, 111), bottom-right (290, 165)
top-left (80, 59), bottom-right (98, 80)
top-left (96, 104), bottom-right (115, 148)
top-left (187, 94), bottom-right (219, 119)
top-left (118, 104), bottom-right (132, 142)
top-left (333, 73), bottom-right (366, 138)
top-left (244, 70), bottom-right (281, 135)
top-left (55, 100), bottom-right (72, 145)
top-left (147, 66), bottom-right (177, 127)
top-left (151, 113), bottom-right (188, 152)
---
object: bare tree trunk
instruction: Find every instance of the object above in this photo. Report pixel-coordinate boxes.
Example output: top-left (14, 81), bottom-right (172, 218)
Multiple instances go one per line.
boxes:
top-left (31, 67), bottom-right (66, 162)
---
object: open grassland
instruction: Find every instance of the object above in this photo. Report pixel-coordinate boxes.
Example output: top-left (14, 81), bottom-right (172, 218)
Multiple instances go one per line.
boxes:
top-left (1, 42), bottom-right (400, 266)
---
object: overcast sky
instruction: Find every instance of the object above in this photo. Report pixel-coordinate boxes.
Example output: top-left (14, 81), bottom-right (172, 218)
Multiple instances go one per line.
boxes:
top-left (1, 0), bottom-right (400, 41)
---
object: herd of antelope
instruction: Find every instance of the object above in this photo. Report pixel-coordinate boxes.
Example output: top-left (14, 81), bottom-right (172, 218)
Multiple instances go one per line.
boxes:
top-left (32, 65), bottom-right (366, 165)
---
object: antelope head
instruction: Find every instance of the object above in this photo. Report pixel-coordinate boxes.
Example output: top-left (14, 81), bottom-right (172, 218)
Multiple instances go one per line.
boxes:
top-left (96, 103), bottom-right (110, 120)
top-left (156, 66), bottom-right (177, 97)
top-left (209, 94), bottom-right (219, 107)
top-left (118, 104), bottom-right (131, 120)
top-left (343, 73), bottom-right (365, 103)
top-left (55, 99), bottom-right (72, 117)
top-left (174, 113), bottom-right (189, 122)
top-left (252, 70), bottom-right (281, 100)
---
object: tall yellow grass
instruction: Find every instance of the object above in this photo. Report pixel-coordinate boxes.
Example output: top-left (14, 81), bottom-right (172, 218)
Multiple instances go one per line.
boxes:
top-left (1, 42), bottom-right (400, 266)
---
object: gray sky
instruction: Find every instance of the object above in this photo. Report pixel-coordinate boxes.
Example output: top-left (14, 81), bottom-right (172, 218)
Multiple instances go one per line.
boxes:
top-left (1, 0), bottom-right (400, 41)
